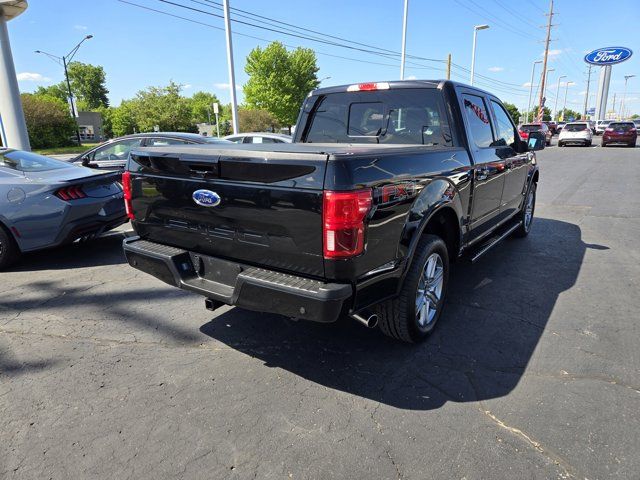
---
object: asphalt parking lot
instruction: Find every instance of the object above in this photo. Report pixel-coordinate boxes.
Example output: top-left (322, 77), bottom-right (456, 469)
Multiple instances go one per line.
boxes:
top-left (1, 139), bottom-right (639, 479)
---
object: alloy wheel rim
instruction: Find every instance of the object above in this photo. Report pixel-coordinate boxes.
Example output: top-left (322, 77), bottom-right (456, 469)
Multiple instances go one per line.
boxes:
top-left (416, 253), bottom-right (444, 328)
top-left (524, 189), bottom-right (534, 230)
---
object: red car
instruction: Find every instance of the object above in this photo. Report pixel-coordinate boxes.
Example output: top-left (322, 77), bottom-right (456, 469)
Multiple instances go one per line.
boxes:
top-left (518, 123), bottom-right (552, 146)
top-left (601, 122), bottom-right (637, 147)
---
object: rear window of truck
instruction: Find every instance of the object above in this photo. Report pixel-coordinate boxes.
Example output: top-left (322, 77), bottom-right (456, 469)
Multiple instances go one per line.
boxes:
top-left (302, 88), bottom-right (451, 146)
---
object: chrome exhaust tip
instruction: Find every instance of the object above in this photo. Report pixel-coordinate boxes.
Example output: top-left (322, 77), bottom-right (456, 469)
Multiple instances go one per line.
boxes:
top-left (351, 312), bottom-right (378, 329)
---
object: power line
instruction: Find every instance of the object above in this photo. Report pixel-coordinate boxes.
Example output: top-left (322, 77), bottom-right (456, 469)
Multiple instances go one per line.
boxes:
top-left (451, 0), bottom-right (539, 41)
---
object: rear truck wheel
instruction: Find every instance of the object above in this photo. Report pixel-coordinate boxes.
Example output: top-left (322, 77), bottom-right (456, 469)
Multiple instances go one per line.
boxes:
top-left (375, 234), bottom-right (449, 343)
top-left (0, 226), bottom-right (20, 270)
top-left (513, 182), bottom-right (536, 238)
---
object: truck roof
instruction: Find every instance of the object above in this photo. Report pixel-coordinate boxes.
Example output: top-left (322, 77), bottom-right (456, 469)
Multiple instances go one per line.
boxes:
top-left (310, 79), bottom-right (496, 98)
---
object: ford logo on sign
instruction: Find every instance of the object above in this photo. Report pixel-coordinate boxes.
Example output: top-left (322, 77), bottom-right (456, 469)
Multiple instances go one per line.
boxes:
top-left (192, 189), bottom-right (221, 207)
top-left (584, 47), bottom-right (632, 66)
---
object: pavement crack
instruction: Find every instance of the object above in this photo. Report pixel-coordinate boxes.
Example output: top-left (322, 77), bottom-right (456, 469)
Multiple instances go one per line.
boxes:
top-left (480, 408), bottom-right (581, 479)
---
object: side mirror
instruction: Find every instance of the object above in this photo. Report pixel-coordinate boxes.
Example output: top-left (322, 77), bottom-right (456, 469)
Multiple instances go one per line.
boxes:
top-left (527, 131), bottom-right (546, 151)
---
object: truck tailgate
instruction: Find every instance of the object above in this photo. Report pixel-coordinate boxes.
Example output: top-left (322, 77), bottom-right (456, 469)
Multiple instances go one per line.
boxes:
top-left (128, 145), bottom-right (328, 278)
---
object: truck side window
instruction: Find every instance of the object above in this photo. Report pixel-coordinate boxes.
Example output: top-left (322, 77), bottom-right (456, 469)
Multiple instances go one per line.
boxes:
top-left (462, 94), bottom-right (494, 148)
top-left (490, 100), bottom-right (516, 149)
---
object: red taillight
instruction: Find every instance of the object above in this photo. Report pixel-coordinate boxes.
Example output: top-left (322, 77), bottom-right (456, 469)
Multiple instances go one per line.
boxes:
top-left (122, 171), bottom-right (134, 220)
top-left (323, 189), bottom-right (372, 259)
top-left (346, 82), bottom-right (390, 92)
top-left (55, 185), bottom-right (86, 201)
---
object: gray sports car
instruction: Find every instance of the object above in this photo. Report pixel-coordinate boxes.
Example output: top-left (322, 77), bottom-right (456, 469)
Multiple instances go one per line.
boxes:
top-left (0, 148), bottom-right (127, 269)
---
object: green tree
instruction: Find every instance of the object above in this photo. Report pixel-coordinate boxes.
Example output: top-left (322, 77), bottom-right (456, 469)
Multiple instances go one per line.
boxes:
top-left (559, 108), bottom-right (581, 121)
top-left (189, 91), bottom-right (221, 124)
top-left (243, 42), bottom-right (319, 131)
top-left (131, 81), bottom-right (193, 132)
top-left (21, 93), bottom-right (76, 148)
top-left (238, 108), bottom-right (281, 132)
top-left (35, 62), bottom-right (109, 110)
top-left (66, 62), bottom-right (109, 109)
top-left (503, 102), bottom-right (520, 123)
top-left (110, 101), bottom-right (137, 137)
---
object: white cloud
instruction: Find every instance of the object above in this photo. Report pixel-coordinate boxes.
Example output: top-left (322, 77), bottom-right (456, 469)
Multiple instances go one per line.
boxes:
top-left (488, 66), bottom-right (504, 72)
top-left (74, 24), bottom-right (88, 30)
top-left (214, 82), bottom-right (241, 90)
top-left (522, 82), bottom-right (534, 88)
top-left (541, 49), bottom-right (563, 58)
top-left (17, 72), bottom-right (51, 82)
top-left (406, 75), bottom-right (417, 80)
top-left (183, 84), bottom-right (192, 89)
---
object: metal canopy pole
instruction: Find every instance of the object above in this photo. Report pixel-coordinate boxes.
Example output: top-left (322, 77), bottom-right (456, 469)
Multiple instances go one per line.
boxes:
top-left (0, 2), bottom-right (30, 150)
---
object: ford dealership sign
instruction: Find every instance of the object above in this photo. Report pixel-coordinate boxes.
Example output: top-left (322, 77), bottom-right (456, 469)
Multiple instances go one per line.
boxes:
top-left (584, 47), bottom-right (632, 66)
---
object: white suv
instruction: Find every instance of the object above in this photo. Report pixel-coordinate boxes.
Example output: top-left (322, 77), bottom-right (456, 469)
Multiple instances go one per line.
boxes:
top-left (558, 122), bottom-right (593, 147)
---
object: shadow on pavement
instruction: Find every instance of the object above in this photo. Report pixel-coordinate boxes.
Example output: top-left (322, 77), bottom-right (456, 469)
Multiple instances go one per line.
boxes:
top-left (200, 218), bottom-right (602, 410)
top-left (11, 231), bottom-right (129, 272)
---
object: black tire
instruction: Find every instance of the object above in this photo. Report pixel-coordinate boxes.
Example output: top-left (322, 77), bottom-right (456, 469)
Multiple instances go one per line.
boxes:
top-left (0, 226), bottom-right (20, 270)
top-left (629, 142), bottom-right (636, 148)
top-left (558, 141), bottom-right (563, 147)
top-left (586, 141), bottom-right (592, 147)
top-left (601, 142), bottom-right (607, 147)
top-left (513, 182), bottom-right (536, 238)
top-left (375, 234), bottom-right (449, 343)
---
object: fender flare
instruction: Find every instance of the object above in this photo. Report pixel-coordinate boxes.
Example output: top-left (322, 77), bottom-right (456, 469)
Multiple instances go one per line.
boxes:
top-left (398, 179), bottom-right (465, 286)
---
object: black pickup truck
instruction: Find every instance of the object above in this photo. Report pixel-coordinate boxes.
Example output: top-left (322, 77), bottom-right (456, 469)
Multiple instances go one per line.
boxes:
top-left (122, 80), bottom-right (544, 343)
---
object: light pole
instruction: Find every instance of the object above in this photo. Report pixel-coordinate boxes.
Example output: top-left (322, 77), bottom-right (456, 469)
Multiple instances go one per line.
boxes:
top-left (318, 76), bottom-right (331, 84)
top-left (561, 81), bottom-right (574, 121)
top-left (527, 60), bottom-right (542, 122)
top-left (35, 34), bottom-right (93, 146)
top-left (470, 24), bottom-right (489, 86)
top-left (620, 74), bottom-right (635, 120)
top-left (400, 0), bottom-right (409, 80)
top-left (554, 75), bottom-right (566, 121)
top-left (0, 0), bottom-right (30, 150)
top-left (542, 68), bottom-right (554, 104)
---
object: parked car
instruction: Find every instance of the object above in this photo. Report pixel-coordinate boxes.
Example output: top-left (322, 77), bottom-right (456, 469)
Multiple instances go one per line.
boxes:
top-left (71, 133), bottom-right (232, 170)
top-left (122, 80), bottom-right (543, 343)
top-left (544, 121), bottom-right (557, 135)
top-left (558, 122), bottom-right (593, 147)
top-left (595, 120), bottom-right (612, 135)
top-left (632, 119), bottom-right (640, 129)
top-left (224, 132), bottom-right (293, 144)
top-left (556, 121), bottom-right (566, 133)
top-left (601, 122), bottom-right (637, 147)
top-left (518, 123), bottom-right (552, 146)
top-left (0, 148), bottom-right (127, 269)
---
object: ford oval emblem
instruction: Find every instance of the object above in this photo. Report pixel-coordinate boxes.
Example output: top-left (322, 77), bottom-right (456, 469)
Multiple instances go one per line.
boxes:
top-left (192, 189), bottom-right (221, 207)
top-left (584, 47), bottom-right (632, 66)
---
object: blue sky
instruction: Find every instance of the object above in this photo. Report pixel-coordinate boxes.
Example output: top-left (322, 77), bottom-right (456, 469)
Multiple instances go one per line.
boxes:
top-left (7, 0), bottom-right (640, 116)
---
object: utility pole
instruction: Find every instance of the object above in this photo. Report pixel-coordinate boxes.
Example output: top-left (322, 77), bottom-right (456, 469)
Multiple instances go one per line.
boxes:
top-left (400, 0), bottom-right (408, 80)
top-left (561, 81), bottom-right (573, 121)
top-left (222, 0), bottom-right (239, 134)
top-left (537, 0), bottom-right (554, 122)
top-left (583, 65), bottom-right (592, 118)
top-left (446, 53), bottom-right (451, 80)
top-left (612, 93), bottom-right (616, 119)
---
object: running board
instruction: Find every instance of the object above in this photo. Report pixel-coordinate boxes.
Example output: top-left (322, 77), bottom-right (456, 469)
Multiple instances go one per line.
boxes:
top-left (469, 221), bottom-right (522, 263)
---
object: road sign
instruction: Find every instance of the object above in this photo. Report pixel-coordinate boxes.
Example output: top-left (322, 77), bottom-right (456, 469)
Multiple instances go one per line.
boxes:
top-left (586, 108), bottom-right (596, 115)
top-left (212, 103), bottom-right (219, 114)
top-left (584, 47), bottom-right (632, 66)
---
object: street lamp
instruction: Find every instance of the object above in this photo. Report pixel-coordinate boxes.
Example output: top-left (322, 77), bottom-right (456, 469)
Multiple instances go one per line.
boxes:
top-left (35, 34), bottom-right (93, 145)
top-left (318, 76), bottom-right (331, 84)
top-left (554, 75), bottom-right (567, 121)
top-left (470, 24), bottom-right (489, 86)
top-left (620, 74), bottom-right (636, 120)
top-left (561, 81), bottom-right (575, 121)
top-left (527, 60), bottom-right (543, 122)
top-left (542, 68), bottom-right (554, 103)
